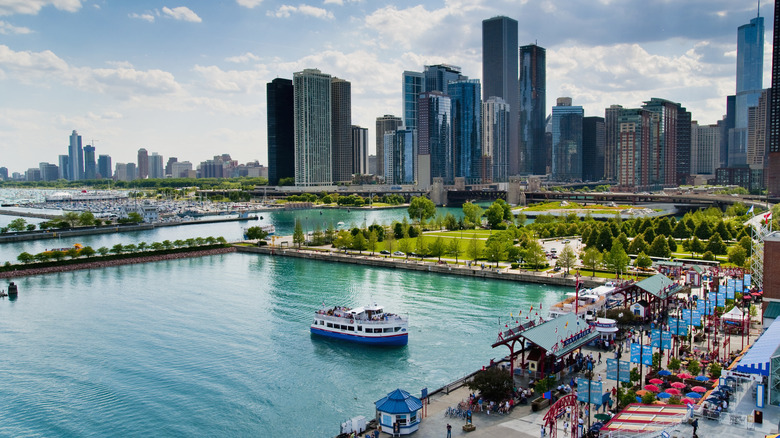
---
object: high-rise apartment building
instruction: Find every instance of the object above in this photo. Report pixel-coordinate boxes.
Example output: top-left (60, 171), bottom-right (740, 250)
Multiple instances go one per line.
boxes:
top-left (482, 97), bottom-right (510, 183)
top-left (171, 161), bottom-right (194, 178)
top-left (769, 0), bottom-right (780, 196)
top-left (294, 68), bottom-right (332, 187)
top-left (39, 162), bottom-right (59, 181)
top-left (582, 117), bottom-right (605, 182)
top-left (617, 108), bottom-right (656, 190)
top-left (384, 129), bottom-right (416, 185)
top-left (114, 163), bottom-right (136, 182)
top-left (418, 92), bottom-right (452, 185)
top-left (165, 157), bottom-right (178, 177)
top-left (551, 98), bottom-right (583, 181)
top-left (642, 98), bottom-right (680, 186)
top-left (721, 96), bottom-right (736, 168)
top-left (58, 155), bottom-right (69, 180)
top-left (351, 125), bottom-right (368, 175)
top-left (149, 153), bottom-right (164, 179)
top-left (0, 167), bottom-right (7, 181)
top-left (604, 105), bottom-right (623, 181)
top-left (676, 107), bottom-right (692, 185)
top-left (375, 115), bottom-right (403, 180)
top-left (423, 64), bottom-right (464, 93)
top-left (83, 145), bottom-right (96, 180)
top-left (267, 78), bottom-right (295, 186)
top-left (402, 71), bottom-right (425, 131)
top-left (331, 77), bottom-right (352, 184)
top-left (483, 16), bottom-right (519, 175)
top-left (519, 44), bottom-right (547, 175)
top-left (68, 130), bottom-right (83, 181)
top-left (731, 15), bottom-right (765, 166)
top-left (137, 148), bottom-right (149, 179)
top-left (97, 155), bottom-right (112, 179)
top-left (691, 122), bottom-right (721, 176)
top-left (448, 79), bottom-right (482, 183)
top-left (748, 89), bottom-right (771, 171)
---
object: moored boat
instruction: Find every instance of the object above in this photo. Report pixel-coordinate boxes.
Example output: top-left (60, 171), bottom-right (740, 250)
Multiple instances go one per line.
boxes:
top-left (311, 304), bottom-right (408, 346)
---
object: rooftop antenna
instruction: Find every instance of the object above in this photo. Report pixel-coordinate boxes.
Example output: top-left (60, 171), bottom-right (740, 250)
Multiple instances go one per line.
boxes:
top-left (758, 0), bottom-right (760, 18)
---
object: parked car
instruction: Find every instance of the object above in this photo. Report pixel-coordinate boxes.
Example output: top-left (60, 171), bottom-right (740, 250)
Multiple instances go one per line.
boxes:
top-left (380, 250), bottom-right (391, 255)
top-left (393, 251), bottom-right (404, 256)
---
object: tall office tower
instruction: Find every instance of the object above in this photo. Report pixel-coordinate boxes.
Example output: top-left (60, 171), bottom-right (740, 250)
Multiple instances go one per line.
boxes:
top-left (483, 16), bottom-right (519, 175)
top-left (482, 97), bottom-right (510, 183)
top-left (604, 105), bottom-right (623, 181)
top-left (748, 89), bottom-right (771, 170)
top-left (199, 158), bottom-right (224, 178)
top-left (114, 163), bottom-right (136, 181)
top-left (58, 155), bottom-right (69, 180)
top-left (68, 130), bottom-right (83, 181)
top-left (721, 95), bottom-right (736, 168)
top-left (617, 108), bottom-right (656, 190)
top-left (676, 107), bottom-right (692, 185)
top-left (267, 78), bottom-right (295, 186)
top-left (769, 0), bottom-right (780, 196)
top-left (375, 115), bottom-right (403, 179)
top-left (351, 125), bottom-right (369, 175)
top-left (402, 71), bottom-right (425, 130)
top-left (448, 79), bottom-right (482, 183)
top-left (691, 122), bottom-right (721, 176)
top-left (165, 157), bottom-right (178, 177)
top-left (149, 153), bottom-right (164, 179)
top-left (642, 98), bottom-right (680, 186)
top-left (731, 15), bottom-right (765, 166)
top-left (551, 98), bottom-right (584, 181)
top-left (97, 155), bottom-right (112, 179)
top-left (137, 148), bottom-right (149, 179)
top-left (83, 145), bottom-right (96, 180)
top-left (368, 155), bottom-right (377, 175)
top-left (26, 168), bottom-right (41, 182)
top-left (519, 44), bottom-right (547, 175)
top-left (171, 161), bottom-right (194, 178)
top-left (39, 163), bottom-right (59, 181)
top-left (0, 167), bottom-right (8, 180)
top-left (331, 77), bottom-right (352, 184)
top-left (418, 92), bottom-right (452, 185)
top-left (423, 64), bottom-right (465, 93)
top-left (294, 68), bottom-right (332, 187)
top-left (383, 129), bottom-right (416, 185)
top-left (582, 116), bottom-right (605, 182)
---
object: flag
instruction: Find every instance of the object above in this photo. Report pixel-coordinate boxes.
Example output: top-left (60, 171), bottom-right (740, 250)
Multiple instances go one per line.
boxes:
top-left (543, 391), bottom-right (552, 399)
top-left (747, 205), bottom-right (754, 215)
top-left (765, 212), bottom-right (773, 225)
top-left (565, 322), bottom-right (569, 328)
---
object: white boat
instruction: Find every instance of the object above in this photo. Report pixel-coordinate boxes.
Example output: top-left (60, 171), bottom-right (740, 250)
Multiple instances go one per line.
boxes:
top-left (311, 304), bottom-right (408, 346)
top-left (547, 281), bottom-right (618, 321)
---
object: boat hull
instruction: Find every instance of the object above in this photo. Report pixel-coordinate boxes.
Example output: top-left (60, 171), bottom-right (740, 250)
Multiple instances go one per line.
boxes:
top-left (310, 327), bottom-right (408, 346)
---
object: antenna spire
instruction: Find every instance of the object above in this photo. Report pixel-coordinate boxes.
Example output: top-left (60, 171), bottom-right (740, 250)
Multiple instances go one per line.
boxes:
top-left (757, 0), bottom-right (760, 18)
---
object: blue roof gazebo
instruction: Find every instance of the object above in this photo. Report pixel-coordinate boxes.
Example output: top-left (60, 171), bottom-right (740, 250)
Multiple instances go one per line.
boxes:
top-left (375, 389), bottom-right (422, 435)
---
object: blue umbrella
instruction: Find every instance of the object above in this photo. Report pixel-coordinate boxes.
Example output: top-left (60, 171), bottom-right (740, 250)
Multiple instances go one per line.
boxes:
top-left (686, 392), bottom-right (702, 399)
top-left (658, 370), bottom-right (672, 376)
top-left (695, 376), bottom-right (709, 382)
top-left (657, 392), bottom-right (672, 399)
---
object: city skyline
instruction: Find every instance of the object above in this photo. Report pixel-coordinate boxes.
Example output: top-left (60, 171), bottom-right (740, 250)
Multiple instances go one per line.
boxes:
top-left (0, 0), bottom-right (773, 173)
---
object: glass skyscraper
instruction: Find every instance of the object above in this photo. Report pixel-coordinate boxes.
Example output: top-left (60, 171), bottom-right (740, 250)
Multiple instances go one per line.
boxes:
top-left (448, 79), bottom-right (482, 184)
top-left (331, 77), bottom-right (352, 184)
top-left (423, 64), bottom-right (464, 94)
top-left (375, 115), bottom-right (403, 179)
top-left (68, 130), bottom-right (83, 181)
top-left (769, 0), bottom-right (780, 196)
top-left (83, 145), bottom-right (96, 180)
top-left (267, 78), bottom-right (295, 185)
top-left (551, 98), bottom-right (583, 181)
top-left (402, 71), bottom-right (424, 131)
top-left (293, 68), bottom-right (332, 187)
top-left (417, 91), bottom-right (452, 184)
top-left (519, 44), bottom-right (546, 175)
top-left (732, 15), bottom-right (765, 166)
top-left (482, 97), bottom-right (509, 182)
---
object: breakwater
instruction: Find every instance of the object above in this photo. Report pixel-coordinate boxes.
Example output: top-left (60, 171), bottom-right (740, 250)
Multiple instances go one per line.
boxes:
top-left (0, 246), bottom-right (236, 279)
top-left (234, 245), bottom-right (606, 289)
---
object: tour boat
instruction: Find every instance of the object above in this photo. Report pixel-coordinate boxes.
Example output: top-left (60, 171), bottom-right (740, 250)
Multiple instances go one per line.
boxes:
top-left (311, 304), bottom-right (408, 346)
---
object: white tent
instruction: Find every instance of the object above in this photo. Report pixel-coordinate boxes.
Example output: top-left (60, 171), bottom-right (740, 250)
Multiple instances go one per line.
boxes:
top-left (720, 307), bottom-right (745, 323)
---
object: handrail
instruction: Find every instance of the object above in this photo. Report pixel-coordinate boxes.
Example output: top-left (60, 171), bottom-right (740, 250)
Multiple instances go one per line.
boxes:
top-left (314, 313), bottom-right (407, 325)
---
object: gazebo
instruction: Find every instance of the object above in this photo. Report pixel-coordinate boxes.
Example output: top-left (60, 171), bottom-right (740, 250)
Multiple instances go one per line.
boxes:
top-left (375, 389), bottom-right (422, 435)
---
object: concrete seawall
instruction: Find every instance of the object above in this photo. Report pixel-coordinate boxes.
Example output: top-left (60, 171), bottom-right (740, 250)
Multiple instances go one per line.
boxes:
top-left (234, 245), bottom-right (607, 289)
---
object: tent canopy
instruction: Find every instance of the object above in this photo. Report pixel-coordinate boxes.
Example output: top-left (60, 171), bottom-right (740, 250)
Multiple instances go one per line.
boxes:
top-left (734, 317), bottom-right (780, 376)
top-left (720, 307), bottom-right (745, 322)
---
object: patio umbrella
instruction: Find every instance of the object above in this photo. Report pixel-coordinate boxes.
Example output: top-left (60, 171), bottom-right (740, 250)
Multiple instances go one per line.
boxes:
top-left (681, 397), bottom-right (695, 404)
top-left (649, 378), bottom-right (664, 384)
top-left (691, 386), bottom-right (707, 393)
top-left (666, 388), bottom-right (681, 396)
top-left (678, 372), bottom-right (693, 379)
top-left (658, 370), bottom-right (672, 376)
top-left (594, 413), bottom-right (611, 422)
top-left (686, 392), bottom-right (703, 399)
top-left (644, 384), bottom-right (661, 392)
top-left (695, 376), bottom-right (709, 382)
top-left (635, 390), bottom-right (650, 396)
top-left (671, 382), bottom-right (686, 389)
top-left (657, 392), bottom-right (672, 399)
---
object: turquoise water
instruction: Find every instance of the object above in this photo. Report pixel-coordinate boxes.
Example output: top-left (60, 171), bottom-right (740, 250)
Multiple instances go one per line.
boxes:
top-left (0, 253), bottom-right (568, 437)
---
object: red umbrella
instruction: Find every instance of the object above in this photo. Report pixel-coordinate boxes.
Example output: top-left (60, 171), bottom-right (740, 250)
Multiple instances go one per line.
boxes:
top-left (644, 384), bottom-right (661, 392)
top-left (666, 388), bottom-right (681, 396)
top-left (649, 378), bottom-right (664, 385)
top-left (681, 397), bottom-right (696, 404)
top-left (678, 372), bottom-right (693, 379)
top-left (691, 386), bottom-right (707, 393)
top-left (671, 382), bottom-right (686, 389)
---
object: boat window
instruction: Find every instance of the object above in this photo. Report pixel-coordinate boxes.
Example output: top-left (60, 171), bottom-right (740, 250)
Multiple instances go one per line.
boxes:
top-left (357, 326), bottom-right (362, 331)
top-left (365, 328), bottom-right (372, 333)
top-left (340, 325), bottom-right (348, 330)
top-left (383, 328), bottom-right (393, 333)
top-left (319, 321), bottom-right (324, 325)
top-left (347, 326), bottom-right (355, 331)
top-left (326, 323), bottom-right (333, 328)
top-left (394, 327), bottom-right (401, 332)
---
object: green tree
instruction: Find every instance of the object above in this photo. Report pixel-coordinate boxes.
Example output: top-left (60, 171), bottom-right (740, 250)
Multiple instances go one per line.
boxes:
top-left (466, 367), bottom-right (513, 403)
top-left (485, 201), bottom-right (506, 229)
top-left (150, 242), bottom-right (164, 251)
top-left (714, 221), bottom-right (732, 240)
top-left (414, 235), bottom-right (428, 258)
top-left (582, 247), bottom-right (602, 277)
top-left (484, 236), bottom-right (509, 267)
top-left (708, 362), bottom-right (722, 379)
top-left (368, 229), bottom-right (379, 255)
top-left (462, 202), bottom-right (484, 229)
top-left (7, 218), bottom-right (27, 232)
top-left (690, 236), bottom-right (705, 256)
top-left (557, 244), bottom-right (577, 275)
top-left (174, 239), bottom-right (185, 248)
top-left (162, 240), bottom-right (173, 250)
top-left (245, 226), bottom-right (269, 240)
top-left (34, 252), bottom-right (50, 263)
top-left (293, 219), bottom-right (305, 248)
top-left (384, 231), bottom-right (396, 253)
top-left (398, 231), bottom-right (413, 258)
top-left (597, 226), bottom-right (613, 252)
top-left (627, 235), bottom-right (648, 255)
top-left (694, 221), bottom-right (712, 240)
top-left (667, 236), bottom-right (678, 252)
top-left (648, 235), bottom-right (671, 258)
top-left (523, 239), bottom-right (546, 269)
top-left (17, 252), bottom-right (34, 264)
top-left (672, 221), bottom-right (690, 239)
top-left (66, 247), bottom-right (80, 259)
top-left (446, 238), bottom-right (462, 263)
top-left (705, 233), bottom-right (727, 255)
top-left (62, 211), bottom-right (80, 227)
top-left (467, 234), bottom-right (483, 262)
top-left (739, 235), bottom-right (753, 252)
top-left (668, 357), bottom-right (681, 372)
top-left (97, 247), bottom-right (110, 256)
top-left (655, 217), bottom-right (673, 237)
top-left (111, 244), bottom-right (124, 254)
top-left (78, 211), bottom-right (96, 226)
top-left (126, 212), bottom-right (143, 223)
top-left (429, 236), bottom-right (446, 261)
top-left (635, 252), bottom-right (653, 269)
top-left (443, 213), bottom-right (458, 231)
top-left (407, 196), bottom-right (436, 222)
top-left (702, 251), bottom-right (716, 261)
top-left (50, 250), bottom-right (66, 261)
top-left (352, 231), bottom-right (368, 253)
top-left (728, 245), bottom-right (747, 266)
top-left (26, 223), bottom-right (36, 231)
top-left (603, 241), bottom-right (630, 278)
top-left (80, 246), bottom-right (96, 258)
top-left (334, 230), bottom-right (353, 252)
top-left (687, 359), bottom-right (701, 376)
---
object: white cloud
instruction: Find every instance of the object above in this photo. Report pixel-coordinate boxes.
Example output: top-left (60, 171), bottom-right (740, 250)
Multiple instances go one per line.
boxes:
top-left (0, 20), bottom-right (32, 34)
top-left (0, 0), bottom-right (82, 16)
top-left (268, 4), bottom-right (334, 19)
top-left (323, 0), bottom-right (343, 4)
top-left (106, 60), bottom-right (134, 69)
top-left (129, 12), bottom-right (155, 23)
top-left (225, 52), bottom-right (260, 63)
top-left (161, 6), bottom-right (201, 23)
top-left (193, 64), bottom-right (269, 93)
top-left (236, 0), bottom-right (263, 8)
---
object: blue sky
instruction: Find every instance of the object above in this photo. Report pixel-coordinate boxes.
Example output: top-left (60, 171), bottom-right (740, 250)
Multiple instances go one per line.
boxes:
top-left (0, 0), bottom-right (773, 174)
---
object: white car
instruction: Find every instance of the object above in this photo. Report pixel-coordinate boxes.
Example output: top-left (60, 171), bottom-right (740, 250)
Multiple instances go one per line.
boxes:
top-left (393, 251), bottom-right (404, 256)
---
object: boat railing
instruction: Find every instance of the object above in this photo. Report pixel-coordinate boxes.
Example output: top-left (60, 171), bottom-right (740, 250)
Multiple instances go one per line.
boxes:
top-left (314, 313), bottom-right (407, 325)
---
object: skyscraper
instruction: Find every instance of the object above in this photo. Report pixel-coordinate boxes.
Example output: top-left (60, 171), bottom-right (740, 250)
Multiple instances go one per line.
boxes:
top-left (642, 98), bottom-right (681, 186)
top-left (617, 108), bottom-right (656, 190)
top-left (375, 115), bottom-right (403, 180)
top-left (294, 68), bottom-right (332, 187)
top-left (331, 77), bottom-right (352, 184)
top-left (676, 107), bottom-right (692, 185)
top-left (482, 97), bottom-right (510, 183)
top-left (519, 44), bottom-right (546, 175)
top-left (604, 105), bottom-right (623, 181)
top-left (551, 98), bottom-right (584, 181)
top-left (149, 153), bottom-right (164, 179)
top-left (448, 79), bottom-right (482, 184)
top-left (97, 155), bottom-right (112, 179)
top-left (418, 92), bottom-right (452, 185)
top-left (165, 157), bottom-right (178, 177)
top-left (731, 15), bottom-right (765, 166)
top-left (137, 148), bottom-right (149, 179)
top-left (267, 78), bottom-right (295, 186)
top-left (39, 162), bottom-right (59, 181)
top-left (351, 125), bottom-right (368, 175)
top-left (58, 154), bottom-right (69, 180)
top-left (402, 71), bottom-right (425, 131)
top-left (423, 64), bottom-right (464, 94)
top-left (691, 122), bottom-right (721, 176)
top-left (769, 0), bottom-right (780, 196)
top-left (384, 129), bottom-right (415, 185)
top-left (83, 145), bottom-right (96, 180)
top-left (582, 117), bottom-right (605, 182)
top-left (68, 130), bottom-right (83, 181)
top-left (483, 16), bottom-right (519, 175)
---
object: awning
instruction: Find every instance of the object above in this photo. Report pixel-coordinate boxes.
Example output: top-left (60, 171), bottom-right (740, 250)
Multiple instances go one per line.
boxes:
top-left (734, 317), bottom-right (780, 376)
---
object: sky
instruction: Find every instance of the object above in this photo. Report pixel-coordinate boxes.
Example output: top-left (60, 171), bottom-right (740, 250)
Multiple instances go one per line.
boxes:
top-left (0, 0), bottom-right (774, 174)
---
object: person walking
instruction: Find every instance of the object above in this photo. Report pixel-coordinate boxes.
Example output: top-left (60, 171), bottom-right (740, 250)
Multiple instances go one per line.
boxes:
top-left (540, 424), bottom-right (546, 437)
top-left (446, 423), bottom-right (452, 438)
top-left (598, 352), bottom-right (602, 364)
top-left (691, 418), bottom-right (698, 435)
top-left (563, 420), bottom-right (569, 437)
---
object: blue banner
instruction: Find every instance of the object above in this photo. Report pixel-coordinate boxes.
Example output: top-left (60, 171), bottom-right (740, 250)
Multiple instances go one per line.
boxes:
top-left (651, 330), bottom-right (661, 348)
top-left (682, 309), bottom-right (702, 327)
top-left (606, 359), bottom-right (631, 382)
top-left (744, 274), bottom-right (752, 288)
top-left (669, 319), bottom-right (688, 336)
top-left (576, 378), bottom-right (603, 404)
top-left (661, 331), bottom-right (672, 350)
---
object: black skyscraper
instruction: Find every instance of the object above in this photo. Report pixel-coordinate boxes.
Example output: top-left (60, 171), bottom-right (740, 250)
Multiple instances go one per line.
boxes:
top-left (582, 117), bottom-right (605, 182)
top-left (519, 44), bottom-right (547, 175)
top-left (769, 0), bottom-right (780, 196)
top-left (267, 78), bottom-right (295, 185)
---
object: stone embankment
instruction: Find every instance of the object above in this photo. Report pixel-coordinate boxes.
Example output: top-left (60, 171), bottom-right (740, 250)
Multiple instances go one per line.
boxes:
top-left (0, 247), bottom-right (236, 279)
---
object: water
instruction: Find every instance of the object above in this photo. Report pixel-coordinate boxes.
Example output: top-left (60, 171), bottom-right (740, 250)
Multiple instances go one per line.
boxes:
top-left (0, 253), bottom-right (568, 437)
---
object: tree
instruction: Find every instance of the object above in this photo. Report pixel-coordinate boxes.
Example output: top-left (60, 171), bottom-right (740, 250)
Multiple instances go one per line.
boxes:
top-left (739, 235), bottom-right (752, 252)
top-left (414, 235), bottom-right (428, 258)
top-left (429, 237), bottom-right (446, 261)
top-left (655, 217), bottom-right (673, 237)
top-left (407, 196), bottom-right (436, 222)
top-left (80, 246), bottom-right (96, 258)
top-left (484, 236), bottom-right (509, 267)
top-left (66, 247), bottom-right (80, 259)
top-left (26, 224), bottom-right (36, 231)
top-left (97, 247), bottom-right (110, 256)
top-left (384, 231), bottom-right (396, 254)
top-left (668, 357), bottom-right (681, 372)
top-left (708, 362), bottom-right (722, 379)
top-left (352, 232), bottom-right (368, 253)
top-left (597, 226), bottom-right (613, 252)
top-left (446, 238), bottom-right (462, 263)
top-left (582, 247), bottom-right (602, 277)
top-left (667, 236), bottom-right (678, 252)
top-left (467, 235), bottom-right (483, 262)
top-left (523, 239), bottom-right (546, 269)
top-left (714, 221), bottom-right (732, 240)
top-left (702, 251), bottom-right (716, 261)
top-left (616, 232), bottom-right (630, 253)
top-left (635, 252), bottom-right (653, 269)
top-left (34, 252), bottom-right (50, 263)
top-left (78, 211), bottom-right (96, 226)
top-left (687, 359), bottom-right (701, 376)
top-left (126, 212), bottom-right (143, 224)
top-left (627, 235), bottom-right (648, 255)
top-left (293, 219), bottom-right (305, 248)
top-left (694, 221), bottom-right (712, 240)
top-left (443, 213), bottom-right (458, 231)
top-left (245, 226), bottom-right (269, 240)
top-left (672, 221), bottom-right (690, 239)
top-left (334, 230), bottom-right (353, 252)
top-left (150, 242), bottom-right (164, 251)
top-left (138, 241), bottom-right (148, 251)
top-left (705, 233), bottom-right (727, 255)
top-left (50, 250), bottom-right (66, 261)
top-left (368, 230), bottom-right (379, 255)
top-left (7, 218), bottom-right (27, 232)
top-left (648, 235), bottom-right (671, 258)
top-left (466, 367), bottom-right (513, 403)
top-left (690, 236), bottom-right (705, 256)
top-left (485, 201), bottom-right (506, 229)
top-left (462, 202), bottom-right (483, 228)
top-left (174, 239), bottom-right (185, 248)
top-left (557, 244), bottom-right (577, 275)
top-left (111, 244), bottom-right (124, 254)
top-left (603, 241), bottom-right (630, 278)
top-left (17, 252), bottom-right (34, 263)
top-left (728, 245), bottom-right (747, 266)
top-left (398, 231), bottom-right (413, 258)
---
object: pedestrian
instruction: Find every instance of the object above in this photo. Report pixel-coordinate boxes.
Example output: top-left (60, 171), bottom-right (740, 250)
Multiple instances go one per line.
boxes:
top-left (598, 352), bottom-right (602, 364)
top-left (691, 418), bottom-right (698, 435)
top-left (563, 420), bottom-right (569, 437)
top-left (598, 373), bottom-right (602, 383)
top-left (540, 424), bottom-right (546, 437)
top-left (578, 417), bottom-right (584, 435)
top-left (446, 423), bottom-right (452, 438)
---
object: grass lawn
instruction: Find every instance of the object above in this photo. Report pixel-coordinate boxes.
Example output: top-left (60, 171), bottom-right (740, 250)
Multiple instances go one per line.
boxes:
top-left (433, 229), bottom-right (496, 238)
top-left (519, 201), bottom-right (637, 212)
